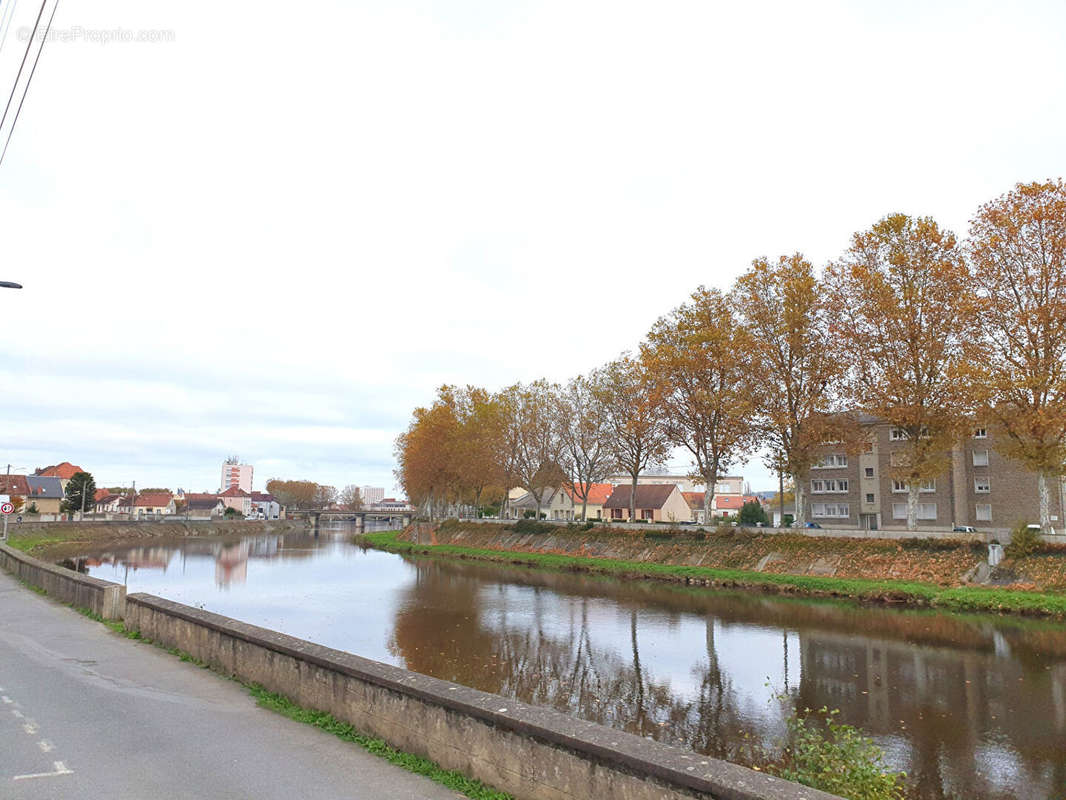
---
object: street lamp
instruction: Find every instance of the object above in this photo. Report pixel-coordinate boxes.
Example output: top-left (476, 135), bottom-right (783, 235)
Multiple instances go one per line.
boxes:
top-left (0, 281), bottom-right (22, 289)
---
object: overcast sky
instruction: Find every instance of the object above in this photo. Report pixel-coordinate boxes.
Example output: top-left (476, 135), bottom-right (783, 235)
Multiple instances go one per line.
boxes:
top-left (0, 0), bottom-right (1064, 494)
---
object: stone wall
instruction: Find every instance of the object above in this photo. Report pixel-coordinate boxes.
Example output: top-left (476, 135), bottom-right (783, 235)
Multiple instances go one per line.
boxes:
top-left (124, 593), bottom-right (837, 800)
top-left (0, 542), bottom-right (126, 619)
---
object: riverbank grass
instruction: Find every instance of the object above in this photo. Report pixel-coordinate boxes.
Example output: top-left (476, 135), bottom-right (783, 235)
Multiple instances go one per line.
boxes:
top-left (362, 530), bottom-right (1066, 618)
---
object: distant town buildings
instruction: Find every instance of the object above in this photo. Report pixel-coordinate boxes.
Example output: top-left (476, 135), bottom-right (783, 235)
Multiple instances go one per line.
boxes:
top-left (360, 486), bottom-right (385, 506)
top-left (221, 461), bottom-right (253, 493)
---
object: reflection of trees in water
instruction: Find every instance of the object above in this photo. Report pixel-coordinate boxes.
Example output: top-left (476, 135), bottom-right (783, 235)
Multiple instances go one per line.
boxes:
top-left (388, 561), bottom-right (768, 761)
top-left (388, 557), bottom-right (1066, 800)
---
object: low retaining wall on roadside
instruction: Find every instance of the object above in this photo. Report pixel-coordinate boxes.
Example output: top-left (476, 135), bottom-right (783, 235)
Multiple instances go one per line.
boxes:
top-left (124, 592), bottom-right (837, 800)
top-left (0, 543), bottom-right (126, 619)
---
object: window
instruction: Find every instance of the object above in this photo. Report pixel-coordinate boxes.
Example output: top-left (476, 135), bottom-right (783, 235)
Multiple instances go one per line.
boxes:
top-left (920, 479), bottom-right (935, 493)
top-left (889, 428), bottom-right (906, 441)
top-left (976, 504), bottom-right (992, 521)
top-left (863, 441), bottom-right (874, 454)
top-left (973, 450), bottom-right (989, 467)
top-left (813, 453), bottom-right (847, 469)
top-left (892, 502), bottom-right (937, 520)
top-left (812, 479), bottom-right (848, 494)
top-left (974, 428), bottom-right (987, 439)
top-left (864, 467), bottom-right (874, 478)
top-left (865, 493), bottom-right (875, 504)
top-left (975, 477), bottom-right (990, 493)
top-left (812, 503), bottom-right (849, 518)
top-left (892, 480), bottom-right (907, 493)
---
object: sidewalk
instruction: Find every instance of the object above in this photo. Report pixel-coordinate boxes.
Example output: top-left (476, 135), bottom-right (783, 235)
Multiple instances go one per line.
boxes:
top-left (0, 570), bottom-right (461, 800)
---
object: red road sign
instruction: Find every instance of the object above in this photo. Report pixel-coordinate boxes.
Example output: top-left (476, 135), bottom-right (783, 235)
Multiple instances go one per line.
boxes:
top-left (0, 503), bottom-right (13, 515)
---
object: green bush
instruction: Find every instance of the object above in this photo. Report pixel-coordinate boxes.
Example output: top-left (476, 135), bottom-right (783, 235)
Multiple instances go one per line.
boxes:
top-left (509, 519), bottom-right (554, 535)
top-left (737, 500), bottom-right (769, 526)
top-left (1006, 520), bottom-right (1041, 558)
top-left (778, 706), bottom-right (905, 800)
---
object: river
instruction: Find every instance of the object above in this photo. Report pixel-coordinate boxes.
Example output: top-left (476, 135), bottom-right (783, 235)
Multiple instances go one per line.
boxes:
top-left (64, 525), bottom-right (1066, 799)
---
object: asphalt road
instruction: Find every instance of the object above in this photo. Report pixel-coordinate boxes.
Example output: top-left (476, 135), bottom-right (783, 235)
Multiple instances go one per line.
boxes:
top-left (0, 570), bottom-right (462, 800)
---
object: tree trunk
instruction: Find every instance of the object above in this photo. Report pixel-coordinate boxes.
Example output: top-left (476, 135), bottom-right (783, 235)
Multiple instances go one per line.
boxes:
top-left (629, 473), bottom-right (638, 522)
top-left (703, 485), bottom-right (712, 526)
top-left (581, 498), bottom-right (588, 522)
top-left (1039, 471), bottom-right (1052, 534)
top-left (907, 484), bottom-right (919, 531)
top-left (778, 469), bottom-right (784, 529)
top-left (792, 473), bottom-right (804, 526)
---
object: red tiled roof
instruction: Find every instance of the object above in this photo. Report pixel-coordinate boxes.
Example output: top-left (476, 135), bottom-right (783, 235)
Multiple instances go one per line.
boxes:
top-left (715, 495), bottom-right (760, 511)
top-left (564, 483), bottom-right (614, 505)
top-left (250, 492), bottom-right (276, 502)
top-left (682, 491), bottom-right (705, 509)
top-left (184, 493), bottom-right (220, 502)
top-left (134, 492), bottom-right (173, 507)
top-left (220, 487), bottom-right (251, 497)
top-left (603, 484), bottom-right (677, 510)
top-left (0, 475), bottom-right (31, 496)
top-left (37, 462), bottom-right (84, 480)
top-left (94, 488), bottom-right (110, 502)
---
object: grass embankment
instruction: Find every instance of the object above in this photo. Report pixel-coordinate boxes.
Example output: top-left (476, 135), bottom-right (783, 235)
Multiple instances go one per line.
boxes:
top-left (362, 530), bottom-right (1066, 618)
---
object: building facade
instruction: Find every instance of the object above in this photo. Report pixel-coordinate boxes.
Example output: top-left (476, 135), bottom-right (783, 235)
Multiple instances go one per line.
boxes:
top-left (220, 462), bottom-right (253, 493)
top-left (360, 486), bottom-right (385, 506)
top-left (803, 420), bottom-right (1066, 531)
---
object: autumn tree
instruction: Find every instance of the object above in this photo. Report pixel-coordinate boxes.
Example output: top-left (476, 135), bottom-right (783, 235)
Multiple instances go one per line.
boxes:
top-left (265, 479), bottom-right (319, 509)
top-left (827, 214), bottom-right (976, 530)
top-left (394, 387), bottom-right (462, 519)
top-left (498, 380), bottom-right (565, 519)
top-left (734, 254), bottom-right (847, 525)
top-left (642, 288), bottom-right (757, 523)
top-left (454, 386), bottom-right (507, 514)
top-left (600, 355), bottom-right (670, 522)
top-left (314, 484), bottom-right (338, 507)
top-left (555, 369), bottom-right (617, 520)
top-left (967, 180), bottom-right (1066, 533)
top-left (339, 485), bottom-right (363, 510)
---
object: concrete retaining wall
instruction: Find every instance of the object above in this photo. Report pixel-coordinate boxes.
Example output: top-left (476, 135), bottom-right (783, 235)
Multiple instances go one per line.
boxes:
top-left (0, 543), bottom-right (126, 619)
top-left (125, 593), bottom-right (837, 800)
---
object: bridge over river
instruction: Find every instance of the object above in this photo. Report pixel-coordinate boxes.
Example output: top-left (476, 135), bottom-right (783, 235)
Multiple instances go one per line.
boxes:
top-left (291, 508), bottom-right (414, 529)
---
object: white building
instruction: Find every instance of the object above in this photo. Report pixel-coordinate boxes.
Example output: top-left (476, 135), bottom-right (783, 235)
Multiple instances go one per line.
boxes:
top-left (360, 486), bottom-right (385, 506)
top-left (221, 462), bottom-right (253, 493)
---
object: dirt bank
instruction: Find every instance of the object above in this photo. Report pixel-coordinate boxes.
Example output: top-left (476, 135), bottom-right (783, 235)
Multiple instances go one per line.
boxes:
top-left (376, 521), bottom-right (1066, 616)
top-left (7, 519), bottom-right (307, 560)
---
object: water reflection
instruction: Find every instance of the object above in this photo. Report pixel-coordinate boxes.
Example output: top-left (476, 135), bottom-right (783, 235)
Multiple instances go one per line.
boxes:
top-left (74, 527), bottom-right (1066, 799)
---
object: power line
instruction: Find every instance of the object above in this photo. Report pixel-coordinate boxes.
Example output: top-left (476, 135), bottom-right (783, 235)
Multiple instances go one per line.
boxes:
top-left (0, 0), bottom-right (46, 133)
top-left (0, 0), bottom-right (23, 62)
top-left (0, 0), bottom-right (56, 170)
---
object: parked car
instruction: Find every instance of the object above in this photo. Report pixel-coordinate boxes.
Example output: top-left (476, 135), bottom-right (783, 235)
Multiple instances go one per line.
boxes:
top-left (795, 521), bottom-right (822, 529)
top-left (953, 525), bottom-right (978, 533)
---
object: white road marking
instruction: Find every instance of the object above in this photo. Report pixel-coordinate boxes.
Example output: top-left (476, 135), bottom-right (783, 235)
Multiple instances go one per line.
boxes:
top-left (13, 761), bottom-right (73, 781)
top-left (22, 721), bottom-right (38, 735)
top-left (11, 709), bottom-right (23, 718)
top-left (1, 695), bottom-right (11, 704)
top-left (38, 740), bottom-right (54, 753)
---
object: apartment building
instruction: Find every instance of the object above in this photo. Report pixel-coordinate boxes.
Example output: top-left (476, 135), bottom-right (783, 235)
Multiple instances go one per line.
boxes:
top-left (804, 417), bottom-right (1066, 531)
top-left (220, 462), bottom-right (253, 493)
